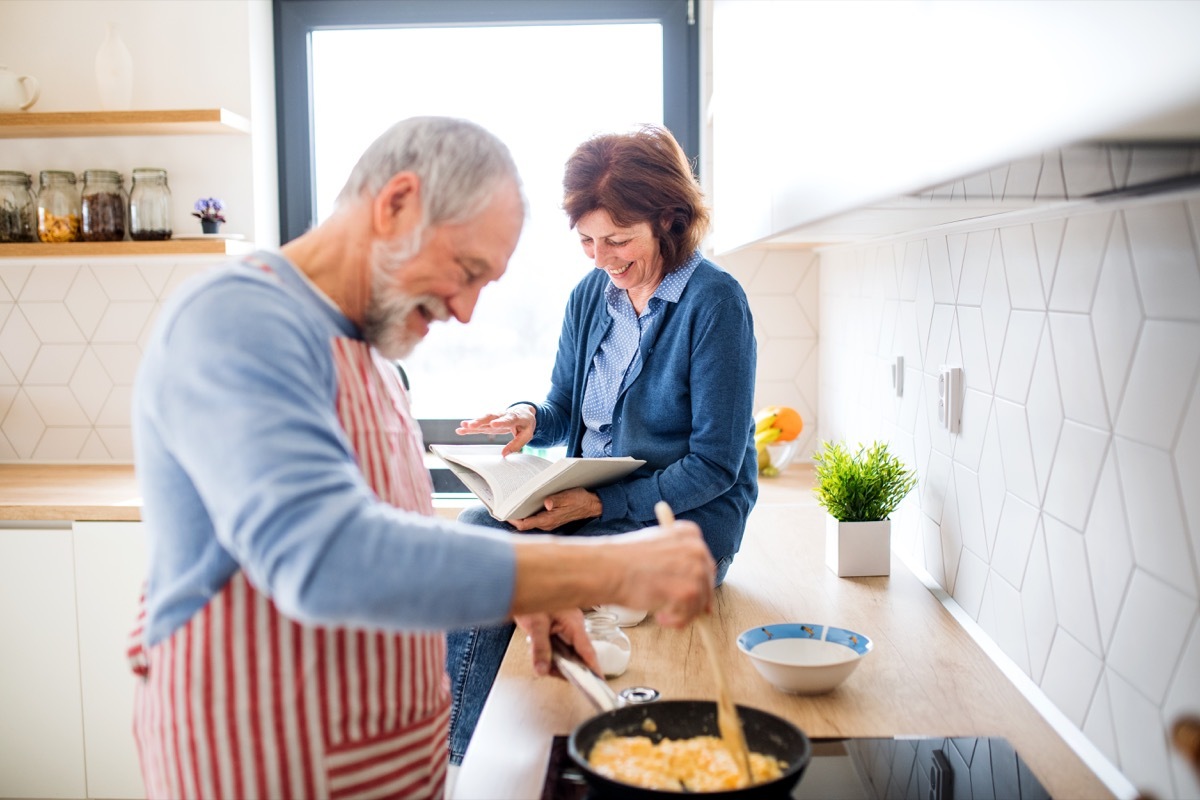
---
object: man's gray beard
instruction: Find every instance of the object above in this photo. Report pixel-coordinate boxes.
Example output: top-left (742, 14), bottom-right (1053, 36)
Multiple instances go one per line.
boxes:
top-left (362, 232), bottom-right (448, 360)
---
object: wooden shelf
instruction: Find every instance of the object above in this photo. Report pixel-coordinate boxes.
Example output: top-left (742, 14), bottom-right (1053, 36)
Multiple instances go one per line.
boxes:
top-left (0, 108), bottom-right (251, 138)
top-left (0, 240), bottom-right (255, 257)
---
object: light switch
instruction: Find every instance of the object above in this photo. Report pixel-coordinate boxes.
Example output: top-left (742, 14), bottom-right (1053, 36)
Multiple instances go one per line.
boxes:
top-left (892, 356), bottom-right (904, 397)
top-left (937, 365), bottom-right (963, 433)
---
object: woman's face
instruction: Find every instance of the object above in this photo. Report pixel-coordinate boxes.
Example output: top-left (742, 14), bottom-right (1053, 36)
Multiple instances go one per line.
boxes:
top-left (576, 208), bottom-right (664, 295)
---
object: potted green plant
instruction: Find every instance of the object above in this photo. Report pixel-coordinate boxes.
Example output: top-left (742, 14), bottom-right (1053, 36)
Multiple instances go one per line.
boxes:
top-left (812, 440), bottom-right (918, 577)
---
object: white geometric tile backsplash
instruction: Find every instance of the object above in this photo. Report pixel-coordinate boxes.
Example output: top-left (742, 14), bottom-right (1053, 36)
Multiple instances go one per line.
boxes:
top-left (820, 191), bottom-right (1200, 800)
top-left (713, 247), bottom-right (820, 464)
top-left (0, 259), bottom-right (218, 461)
top-left (2, 248), bottom-right (824, 469)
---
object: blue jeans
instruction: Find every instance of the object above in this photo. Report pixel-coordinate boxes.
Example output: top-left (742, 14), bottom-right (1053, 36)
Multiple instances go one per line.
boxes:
top-left (445, 504), bottom-right (733, 764)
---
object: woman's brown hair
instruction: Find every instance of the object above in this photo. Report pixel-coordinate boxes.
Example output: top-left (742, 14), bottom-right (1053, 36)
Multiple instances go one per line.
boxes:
top-left (562, 125), bottom-right (710, 272)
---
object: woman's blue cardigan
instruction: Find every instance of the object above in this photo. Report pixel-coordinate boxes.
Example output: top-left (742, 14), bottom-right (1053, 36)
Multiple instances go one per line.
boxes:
top-left (528, 257), bottom-right (758, 561)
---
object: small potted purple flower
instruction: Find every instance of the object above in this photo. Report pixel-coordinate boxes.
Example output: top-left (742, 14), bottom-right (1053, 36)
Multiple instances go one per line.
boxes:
top-left (192, 197), bottom-right (226, 234)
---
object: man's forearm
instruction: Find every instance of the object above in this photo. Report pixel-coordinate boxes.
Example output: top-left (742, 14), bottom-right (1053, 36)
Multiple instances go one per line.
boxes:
top-left (509, 535), bottom-right (618, 614)
top-left (507, 523), bottom-right (715, 629)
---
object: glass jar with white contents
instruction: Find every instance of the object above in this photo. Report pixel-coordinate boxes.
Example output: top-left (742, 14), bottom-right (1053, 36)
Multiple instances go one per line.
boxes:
top-left (585, 610), bottom-right (631, 678)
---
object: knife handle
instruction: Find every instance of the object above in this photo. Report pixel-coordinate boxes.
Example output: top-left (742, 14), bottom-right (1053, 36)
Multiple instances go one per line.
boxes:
top-left (550, 635), bottom-right (623, 712)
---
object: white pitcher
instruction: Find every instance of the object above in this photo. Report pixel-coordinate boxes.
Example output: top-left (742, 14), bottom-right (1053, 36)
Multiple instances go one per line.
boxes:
top-left (0, 65), bottom-right (40, 112)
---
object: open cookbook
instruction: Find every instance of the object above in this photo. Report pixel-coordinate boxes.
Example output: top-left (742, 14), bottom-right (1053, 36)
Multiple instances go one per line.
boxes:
top-left (428, 444), bottom-right (644, 521)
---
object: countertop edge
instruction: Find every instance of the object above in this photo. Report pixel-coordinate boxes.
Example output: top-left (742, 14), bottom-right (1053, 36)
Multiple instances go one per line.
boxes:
top-left (0, 506), bottom-right (143, 522)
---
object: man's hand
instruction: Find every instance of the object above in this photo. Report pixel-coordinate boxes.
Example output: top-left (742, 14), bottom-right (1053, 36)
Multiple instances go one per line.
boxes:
top-left (456, 405), bottom-right (537, 456)
top-left (509, 488), bottom-right (601, 531)
top-left (508, 520), bottom-right (716, 632)
top-left (608, 521), bottom-right (716, 628)
top-left (515, 608), bottom-right (599, 678)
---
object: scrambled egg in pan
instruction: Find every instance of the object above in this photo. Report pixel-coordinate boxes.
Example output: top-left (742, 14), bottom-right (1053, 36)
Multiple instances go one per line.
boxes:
top-left (587, 731), bottom-right (787, 792)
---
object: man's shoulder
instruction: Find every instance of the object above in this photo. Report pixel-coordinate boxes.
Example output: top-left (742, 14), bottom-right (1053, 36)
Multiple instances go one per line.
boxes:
top-left (156, 258), bottom-right (326, 349)
top-left (164, 257), bottom-right (286, 311)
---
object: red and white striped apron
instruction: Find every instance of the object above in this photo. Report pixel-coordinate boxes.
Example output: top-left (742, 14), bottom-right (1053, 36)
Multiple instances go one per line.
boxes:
top-left (130, 336), bottom-right (449, 799)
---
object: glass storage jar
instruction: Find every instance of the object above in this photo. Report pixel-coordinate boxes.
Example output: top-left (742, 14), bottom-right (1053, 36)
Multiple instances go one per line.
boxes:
top-left (37, 170), bottom-right (81, 243)
top-left (585, 610), bottom-right (632, 678)
top-left (129, 167), bottom-right (172, 240)
top-left (0, 170), bottom-right (36, 243)
top-left (80, 169), bottom-right (127, 242)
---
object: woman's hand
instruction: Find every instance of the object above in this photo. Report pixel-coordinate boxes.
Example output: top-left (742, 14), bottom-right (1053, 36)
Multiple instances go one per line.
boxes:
top-left (456, 404), bottom-right (537, 456)
top-left (510, 488), bottom-right (601, 531)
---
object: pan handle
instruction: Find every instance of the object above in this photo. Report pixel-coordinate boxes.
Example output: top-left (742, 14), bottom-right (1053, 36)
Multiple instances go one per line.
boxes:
top-left (550, 635), bottom-right (623, 712)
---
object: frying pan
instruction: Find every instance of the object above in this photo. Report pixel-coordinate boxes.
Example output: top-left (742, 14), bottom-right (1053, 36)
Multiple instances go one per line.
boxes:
top-left (551, 638), bottom-right (812, 798)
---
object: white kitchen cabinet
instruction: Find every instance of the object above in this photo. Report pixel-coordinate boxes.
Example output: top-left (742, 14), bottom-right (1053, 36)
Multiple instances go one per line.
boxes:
top-left (0, 526), bottom-right (87, 799)
top-left (73, 522), bottom-right (147, 800)
top-left (708, 0), bottom-right (1200, 253)
top-left (0, 522), bottom-right (147, 800)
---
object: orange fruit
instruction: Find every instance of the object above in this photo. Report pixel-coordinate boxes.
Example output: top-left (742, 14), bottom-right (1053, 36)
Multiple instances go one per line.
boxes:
top-left (767, 405), bottom-right (803, 441)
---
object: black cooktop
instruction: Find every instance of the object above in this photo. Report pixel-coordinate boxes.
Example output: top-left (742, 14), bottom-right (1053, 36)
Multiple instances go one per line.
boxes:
top-left (541, 734), bottom-right (1053, 799)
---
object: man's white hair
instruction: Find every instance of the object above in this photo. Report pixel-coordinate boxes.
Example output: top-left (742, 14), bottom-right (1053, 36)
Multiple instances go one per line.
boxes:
top-left (335, 116), bottom-right (525, 225)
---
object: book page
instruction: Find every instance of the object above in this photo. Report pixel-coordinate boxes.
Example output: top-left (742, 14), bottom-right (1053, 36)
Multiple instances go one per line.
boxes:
top-left (458, 452), bottom-right (548, 499)
top-left (429, 445), bottom-right (643, 521)
top-left (428, 445), bottom-right (552, 514)
top-left (498, 456), bottom-right (645, 520)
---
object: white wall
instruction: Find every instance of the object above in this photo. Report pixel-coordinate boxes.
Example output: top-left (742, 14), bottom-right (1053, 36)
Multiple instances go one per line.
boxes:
top-left (819, 187), bottom-right (1200, 800)
top-left (0, 0), bottom-right (277, 461)
top-left (0, 0), bottom-right (277, 245)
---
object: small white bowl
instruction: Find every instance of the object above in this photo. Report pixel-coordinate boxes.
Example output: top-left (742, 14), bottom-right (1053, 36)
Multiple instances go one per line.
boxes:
top-left (737, 623), bottom-right (873, 695)
top-left (593, 604), bottom-right (647, 627)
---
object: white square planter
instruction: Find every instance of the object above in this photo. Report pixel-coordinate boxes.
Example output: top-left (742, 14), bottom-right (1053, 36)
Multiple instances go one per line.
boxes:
top-left (825, 515), bottom-right (891, 577)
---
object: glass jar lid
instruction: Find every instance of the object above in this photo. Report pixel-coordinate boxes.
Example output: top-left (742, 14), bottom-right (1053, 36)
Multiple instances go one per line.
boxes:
top-left (83, 169), bottom-right (123, 183)
top-left (0, 170), bottom-right (32, 185)
top-left (585, 610), bottom-right (621, 632)
top-left (39, 170), bottom-right (78, 184)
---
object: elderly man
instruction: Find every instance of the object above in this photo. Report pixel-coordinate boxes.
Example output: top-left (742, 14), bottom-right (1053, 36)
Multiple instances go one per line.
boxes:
top-left (129, 116), bottom-right (714, 799)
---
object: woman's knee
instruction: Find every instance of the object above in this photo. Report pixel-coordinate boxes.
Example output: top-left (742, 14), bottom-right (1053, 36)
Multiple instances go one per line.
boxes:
top-left (457, 504), bottom-right (515, 530)
top-left (714, 554), bottom-right (734, 587)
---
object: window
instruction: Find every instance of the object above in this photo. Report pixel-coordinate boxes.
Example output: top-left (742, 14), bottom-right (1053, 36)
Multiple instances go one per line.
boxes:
top-left (274, 0), bottom-right (699, 420)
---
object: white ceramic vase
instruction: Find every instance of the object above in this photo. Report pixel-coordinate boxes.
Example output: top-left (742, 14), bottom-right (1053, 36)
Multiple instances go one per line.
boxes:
top-left (95, 22), bottom-right (133, 110)
top-left (825, 514), bottom-right (891, 577)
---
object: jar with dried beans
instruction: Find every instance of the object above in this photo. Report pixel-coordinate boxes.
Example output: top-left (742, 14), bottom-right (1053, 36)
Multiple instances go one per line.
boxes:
top-left (81, 169), bottom-right (127, 242)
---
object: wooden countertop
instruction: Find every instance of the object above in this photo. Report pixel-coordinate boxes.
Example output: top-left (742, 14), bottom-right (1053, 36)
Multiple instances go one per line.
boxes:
top-left (453, 466), bottom-right (1114, 800)
top-left (0, 463), bottom-right (469, 522)
top-left (0, 464), bottom-right (142, 521)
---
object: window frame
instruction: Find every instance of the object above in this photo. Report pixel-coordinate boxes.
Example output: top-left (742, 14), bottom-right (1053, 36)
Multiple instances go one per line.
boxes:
top-left (272, 0), bottom-right (700, 244)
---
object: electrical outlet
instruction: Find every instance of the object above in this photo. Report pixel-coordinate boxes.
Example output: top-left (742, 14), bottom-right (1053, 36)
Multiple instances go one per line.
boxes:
top-left (930, 749), bottom-right (953, 800)
top-left (938, 365), bottom-right (963, 433)
top-left (891, 356), bottom-right (904, 397)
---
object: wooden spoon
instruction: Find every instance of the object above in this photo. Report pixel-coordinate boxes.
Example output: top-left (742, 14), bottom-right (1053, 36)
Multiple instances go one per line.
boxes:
top-left (654, 501), bottom-right (754, 785)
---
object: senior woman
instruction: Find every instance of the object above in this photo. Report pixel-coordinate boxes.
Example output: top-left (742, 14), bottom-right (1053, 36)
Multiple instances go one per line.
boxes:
top-left (446, 124), bottom-right (758, 764)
